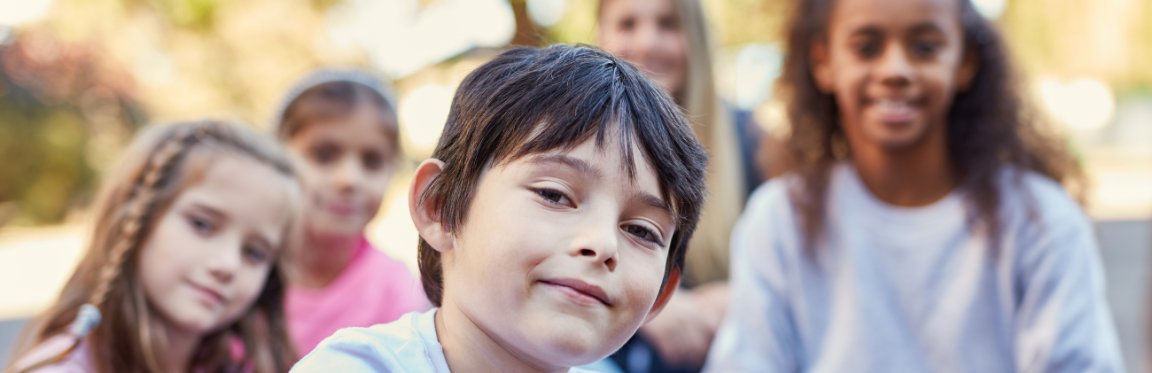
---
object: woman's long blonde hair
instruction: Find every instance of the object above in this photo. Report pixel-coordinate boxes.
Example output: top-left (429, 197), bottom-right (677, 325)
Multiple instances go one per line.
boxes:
top-left (600, 0), bottom-right (746, 285)
top-left (9, 120), bottom-right (301, 373)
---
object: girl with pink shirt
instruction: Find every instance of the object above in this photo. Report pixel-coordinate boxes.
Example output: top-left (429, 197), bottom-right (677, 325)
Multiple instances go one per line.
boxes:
top-left (273, 68), bottom-right (431, 355)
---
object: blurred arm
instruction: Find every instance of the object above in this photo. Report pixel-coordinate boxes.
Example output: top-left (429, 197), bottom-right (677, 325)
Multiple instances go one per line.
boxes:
top-left (702, 187), bottom-right (799, 373)
top-left (1014, 211), bottom-right (1125, 373)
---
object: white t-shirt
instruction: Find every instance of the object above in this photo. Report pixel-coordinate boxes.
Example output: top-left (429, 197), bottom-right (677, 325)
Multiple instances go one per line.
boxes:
top-left (704, 162), bottom-right (1124, 373)
top-left (291, 309), bottom-right (596, 373)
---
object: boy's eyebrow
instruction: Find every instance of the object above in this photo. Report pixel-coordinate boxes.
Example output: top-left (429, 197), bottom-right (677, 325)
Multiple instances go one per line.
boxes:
top-left (529, 154), bottom-right (602, 180)
top-left (634, 192), bottom-right (673, 218)
top-left (529, 154), bottom-right (673, 217)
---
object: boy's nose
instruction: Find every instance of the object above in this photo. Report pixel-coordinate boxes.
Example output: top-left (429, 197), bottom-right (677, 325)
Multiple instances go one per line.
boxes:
top-left (572, 219), bottom-right (619, 271)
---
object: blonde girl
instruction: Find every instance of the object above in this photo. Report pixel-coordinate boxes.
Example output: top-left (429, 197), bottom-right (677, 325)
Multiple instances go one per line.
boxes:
top-left (7, 120), bottom-right (302, 373)
top-left (598, 0), bottom-right (755, 369)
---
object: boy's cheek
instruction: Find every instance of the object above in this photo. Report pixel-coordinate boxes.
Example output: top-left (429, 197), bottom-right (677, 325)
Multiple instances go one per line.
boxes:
top-left (621, 263), bottom-right (667, 310)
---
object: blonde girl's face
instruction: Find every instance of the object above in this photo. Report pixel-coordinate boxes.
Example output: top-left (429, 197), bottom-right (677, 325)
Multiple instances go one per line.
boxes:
top-left (139, 153), bottom-right (296, 337)
top-left (287, 104), bottom-right (397, 238)
top-left (599, 0), bottom-right (689, 97)
top-left (812, 0), bottom-right (975, 152)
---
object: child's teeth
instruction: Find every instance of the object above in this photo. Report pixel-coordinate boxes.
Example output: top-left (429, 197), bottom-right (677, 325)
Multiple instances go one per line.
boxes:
top-left (879, 100), bottom-right (909, 110)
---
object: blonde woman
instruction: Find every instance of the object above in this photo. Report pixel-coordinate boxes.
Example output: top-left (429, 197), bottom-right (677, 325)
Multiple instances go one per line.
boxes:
top-left (599, 0), bottom-right (763, 371)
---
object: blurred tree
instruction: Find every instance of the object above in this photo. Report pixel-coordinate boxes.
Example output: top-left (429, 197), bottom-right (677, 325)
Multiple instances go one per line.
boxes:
top-left (0, 28), bottom-right (144, 226)
top-left (511, 0), bottom-right (545, 47)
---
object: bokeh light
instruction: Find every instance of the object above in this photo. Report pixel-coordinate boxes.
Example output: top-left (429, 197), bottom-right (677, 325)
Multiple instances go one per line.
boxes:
top-left (972, 0), bottom-right (1006, 19)
top-left (399, 84), bottom-right (453, 155)
top-left (326, 0), bottom-right (514, 78)
top-left (734, 43), bottom-right (781, 111)
top-left (1039, 78), bottom-right (1116, 131)
top-left (528, 0), bottom-right (569, 28)
top-left (0, 0), bottom-right (53, 26)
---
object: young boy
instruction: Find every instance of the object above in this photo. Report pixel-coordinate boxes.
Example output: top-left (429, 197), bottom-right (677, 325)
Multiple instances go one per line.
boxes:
top-left (290, 45), bottom-right (710, 372)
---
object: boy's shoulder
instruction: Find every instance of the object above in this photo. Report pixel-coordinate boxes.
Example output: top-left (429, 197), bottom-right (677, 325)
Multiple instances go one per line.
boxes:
top-left (290, 310), bottom-right (449, 373)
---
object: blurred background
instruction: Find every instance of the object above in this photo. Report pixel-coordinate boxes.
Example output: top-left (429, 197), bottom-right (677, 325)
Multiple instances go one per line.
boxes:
top-left (0, 0), bottom-right (1149, 369)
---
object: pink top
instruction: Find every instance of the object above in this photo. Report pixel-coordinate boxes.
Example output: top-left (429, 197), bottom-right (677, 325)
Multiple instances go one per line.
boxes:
top-left (15, 337), bottom-right (93, 373)
top-left (286, 236), bottom-right (430, 355)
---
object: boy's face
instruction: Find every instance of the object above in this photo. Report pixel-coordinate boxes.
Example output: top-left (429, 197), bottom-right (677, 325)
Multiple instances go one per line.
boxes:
top-left (287, 104), bottom-right (397, 238)
top-left (442, 136), bottom-right (676, 367)
top-left (812, 0), bottom-right (975, 152)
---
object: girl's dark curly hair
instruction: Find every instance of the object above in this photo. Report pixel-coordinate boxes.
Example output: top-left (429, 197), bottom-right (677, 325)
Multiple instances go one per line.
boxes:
top-left (779, 0), bottom-right (1084, 251)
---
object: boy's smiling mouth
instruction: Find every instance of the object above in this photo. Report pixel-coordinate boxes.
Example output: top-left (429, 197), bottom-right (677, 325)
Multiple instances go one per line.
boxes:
top-left (539, 278), bottom-right (612, 306)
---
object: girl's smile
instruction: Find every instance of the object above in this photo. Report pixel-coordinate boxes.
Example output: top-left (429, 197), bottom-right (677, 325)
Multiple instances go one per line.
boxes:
top-left (187, 281), bottom-right (227, 308)
top-left (812, 0), bottom-right (976, 152)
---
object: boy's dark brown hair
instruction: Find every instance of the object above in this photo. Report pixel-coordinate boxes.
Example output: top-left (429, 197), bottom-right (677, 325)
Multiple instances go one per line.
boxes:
top-left (779, 0), bottom-right (1083, 251)
top-left (416, 44), bottom-right (710, 306)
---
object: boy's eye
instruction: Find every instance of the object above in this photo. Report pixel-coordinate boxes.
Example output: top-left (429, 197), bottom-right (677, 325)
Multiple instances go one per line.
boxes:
top-left (188, 216), bottom-right (214, 234)
top-left (243, 246), bottom-right (270, 264)
top-left (624, 224), bottom-right (662, 246)
top-left (533, 188), bottom-right (573, 207)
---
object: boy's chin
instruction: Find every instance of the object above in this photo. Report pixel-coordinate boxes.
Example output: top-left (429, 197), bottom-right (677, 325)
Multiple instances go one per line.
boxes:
top-left (517, 321), bottom-right (632, 367)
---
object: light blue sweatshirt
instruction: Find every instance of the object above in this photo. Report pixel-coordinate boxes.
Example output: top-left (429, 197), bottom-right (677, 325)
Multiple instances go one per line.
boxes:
top-left (704, 163), bottom-right (1124, 373)
top-left (291, 309), bottom-right (598, 373)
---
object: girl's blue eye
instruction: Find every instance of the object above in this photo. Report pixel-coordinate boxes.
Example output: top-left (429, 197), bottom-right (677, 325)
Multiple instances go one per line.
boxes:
top-left (625, 225), bottom-right (662, 246)
top-left (189, 216), bottom-right (214, 234)
top-left (534, 188), bottom-right (572, 207)
top-left (244, 246), bottom-right (269, 263)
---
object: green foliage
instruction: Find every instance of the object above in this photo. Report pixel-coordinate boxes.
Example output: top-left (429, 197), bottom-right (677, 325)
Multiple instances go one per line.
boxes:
top-left (0, 33), bottom-right (144, 226)
top-left (147, 0), bottom-right (222, 28)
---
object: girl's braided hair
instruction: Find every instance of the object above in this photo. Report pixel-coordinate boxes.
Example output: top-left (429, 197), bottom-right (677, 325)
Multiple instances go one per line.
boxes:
top-left (10, 120), bottom-right (301, 373)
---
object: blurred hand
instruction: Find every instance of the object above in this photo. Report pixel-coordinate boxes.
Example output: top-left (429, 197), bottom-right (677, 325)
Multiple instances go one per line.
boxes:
top-left (693, 281), bottom-right (730, 330)
top-left (638, 282), bottom-right (730, 369)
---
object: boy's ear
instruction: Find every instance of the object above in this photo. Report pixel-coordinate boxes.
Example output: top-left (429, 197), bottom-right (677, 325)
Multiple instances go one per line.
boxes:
top-left (955, 46), bottom-right (979, 92)
top-left (409, 159), bottom-right (453, 253)
top-left (809, 40), bottom-right (835, 94)
top-left (641, 266), bottom-right (682, 325)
